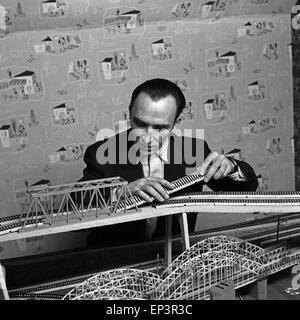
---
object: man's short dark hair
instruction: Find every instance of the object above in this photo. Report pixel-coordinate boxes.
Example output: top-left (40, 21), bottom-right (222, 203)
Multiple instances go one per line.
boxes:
top-left (128, 78), bottom-right (186, 120)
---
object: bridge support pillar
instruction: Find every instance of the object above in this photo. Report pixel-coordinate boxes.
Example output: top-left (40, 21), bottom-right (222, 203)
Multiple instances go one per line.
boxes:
top-left (164, 213), bottom-right (190, 269)
top-left (255, 278), bottom-right (268, 300)
top-left (0, 263), bottom-right (9, 300)
top-left (178, 212), bottom-right (190, 251)
top-left (164, 215), bottom-right (173, 268)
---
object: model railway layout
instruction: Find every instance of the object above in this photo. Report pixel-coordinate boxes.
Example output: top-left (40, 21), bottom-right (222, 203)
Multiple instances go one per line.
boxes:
top-left (5, 226), bottom-right (300, 300)
top-left (7, 258), bottom-right (165, 300)
top-left (61, 235), bottom-right (300, 300)
top-left (1, 173), bottom-right (300, 241)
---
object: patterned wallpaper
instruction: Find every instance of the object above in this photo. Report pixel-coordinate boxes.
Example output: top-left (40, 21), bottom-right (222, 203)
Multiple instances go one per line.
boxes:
top-left (0, 0), bottom-right (298, 33)
top-left (0, 0), bottom-right (297, 258)
top-left (292, 0), bottom-right (300, 190)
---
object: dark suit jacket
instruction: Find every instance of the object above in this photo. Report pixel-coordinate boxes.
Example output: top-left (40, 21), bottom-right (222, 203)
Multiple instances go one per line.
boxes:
top-left (80, 129), bottom-right (258, 246)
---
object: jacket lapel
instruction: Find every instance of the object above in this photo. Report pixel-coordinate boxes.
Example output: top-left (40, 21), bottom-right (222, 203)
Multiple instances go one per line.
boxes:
top-left (116, 162), bottom-right (144, 183)
top-left (113, 129), bottom-right (144, 183)
top-left (164, 134), bottom-right (186, 182)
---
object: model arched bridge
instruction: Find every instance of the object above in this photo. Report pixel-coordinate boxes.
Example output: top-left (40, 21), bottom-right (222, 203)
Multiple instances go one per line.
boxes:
top-left (62, 235), bottom-right (300, 300)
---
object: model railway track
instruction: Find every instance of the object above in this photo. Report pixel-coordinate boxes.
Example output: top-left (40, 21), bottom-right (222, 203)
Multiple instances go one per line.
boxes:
top-left (9, 292), bottom-right (63, 300)
top-left (0, 218), bottom-right (43, 236)
top-left (0, 173), bottom-right (206, 235)
top-left (17, 246), bottom-right (299, 301)
top-left (6, 214), bottom-right (300, 297)
top-left (171, 191), bottom-right (300, 199)
top-left (0, 210), bottom-right (84, 228)
top-left (114, 172), bottom-right (206, 210)
top-left (154, 198), bottom-right (300, 207)
top-left (6, 220), bottom-right (300, 300)
top-left (1, 170), bottom-right (300, 236)
top-left (2, 190), bottom-right (298, 225)
top-left (2, 192), bottom-right (300, 231)
top-left (0, 212), bottom-right (41, 226)
top-left (8, 259), bottom-right (165, 300)
top-left (2, 196), bottom-right (300, 236)
top-left (212, 221), bottom-right (300, 242)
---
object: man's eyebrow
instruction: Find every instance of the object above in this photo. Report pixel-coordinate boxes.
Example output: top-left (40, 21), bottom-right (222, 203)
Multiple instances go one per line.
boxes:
top-left (132, 116), bottom-right (147, 126)
top-left (153, 123), bottom-right (171, 129)
top-left (132, 116), bottom-right (171, 129)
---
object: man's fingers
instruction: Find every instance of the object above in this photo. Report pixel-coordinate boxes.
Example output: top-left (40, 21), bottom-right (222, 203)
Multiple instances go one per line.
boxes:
top-left (204, 156), bottom-right (235, 181)
top-left (158, 178), bottom-right (174, 190)
top-left (212, 162), bottom-right (227, 180)
top-left (147, 180), bottom-right (170, 200)
top-left (130, 177), bottom-right (174, 203)
top-left (144, 185), bottom-right (165, 202)
top-left (149, 177), bottom-right (174, 190)
top-left (223, 163), bottom-right (233, 177)
top-left (204, 165), bottom-right (217, 182)
top-left (214, 158), bottom-right (234, 179)
top-left (204, 156), bottom-right (223, 182)
top-left (198, 153), bottom-right (239, 182)
top-left (199, 152), bottom-right (218, 175)
top-left (136, 190), bottom-right (153, 203)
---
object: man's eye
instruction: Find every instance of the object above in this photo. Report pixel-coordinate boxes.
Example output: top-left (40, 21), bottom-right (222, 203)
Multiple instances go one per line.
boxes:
top-left (138, 125), bottom-right (148, 129)
top-left (134, 120), bottom-right (146, 127)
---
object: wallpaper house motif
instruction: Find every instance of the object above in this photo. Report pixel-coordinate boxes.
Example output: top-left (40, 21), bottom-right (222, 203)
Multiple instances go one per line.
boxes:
top-left (0, 0), bottom-right (297, 259)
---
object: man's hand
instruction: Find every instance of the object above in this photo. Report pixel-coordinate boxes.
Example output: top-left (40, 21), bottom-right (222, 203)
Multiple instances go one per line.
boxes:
top-left (198, 151), bottom-right (236, 183)
top-left (128, 177), bottom-right (174, 202)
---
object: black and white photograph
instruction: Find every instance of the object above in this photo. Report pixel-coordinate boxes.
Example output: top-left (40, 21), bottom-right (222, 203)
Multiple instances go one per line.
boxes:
top-left (0, 0), bottom-right (300, 308)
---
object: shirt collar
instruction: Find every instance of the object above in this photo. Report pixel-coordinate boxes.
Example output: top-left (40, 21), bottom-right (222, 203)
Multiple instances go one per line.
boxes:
top-left (159, 138), bottom-right (169, 163)
top-left (133, 138), bottom-right (169, 165)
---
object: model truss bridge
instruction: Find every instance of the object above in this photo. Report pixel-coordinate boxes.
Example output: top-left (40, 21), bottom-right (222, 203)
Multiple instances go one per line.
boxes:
top-left (21, 176), bottom-right (138, 226)
top-left (0, 177), bottom-right (136, 236)
top-left (62, 235), bottom-right (300, 300)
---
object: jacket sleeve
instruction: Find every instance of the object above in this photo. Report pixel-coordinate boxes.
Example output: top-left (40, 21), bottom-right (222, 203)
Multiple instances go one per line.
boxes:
top-left (204, 141), bottom-right (259, 192)
top-left (79, 141), bottom-right (106, 182)
top-left (71, 141), bottom-right (107, 206)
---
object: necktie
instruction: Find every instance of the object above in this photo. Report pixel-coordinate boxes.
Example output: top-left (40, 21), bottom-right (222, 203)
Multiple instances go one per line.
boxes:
top-left (145, 155), bottom-right (163, 238)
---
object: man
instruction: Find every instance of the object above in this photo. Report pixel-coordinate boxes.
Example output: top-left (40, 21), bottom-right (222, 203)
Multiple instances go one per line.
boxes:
top-left (80, 78), bottom-right (258, 246)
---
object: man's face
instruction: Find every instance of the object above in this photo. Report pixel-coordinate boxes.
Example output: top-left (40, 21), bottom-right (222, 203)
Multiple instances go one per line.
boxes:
top-left (130, 92), bottom-right (178, 155)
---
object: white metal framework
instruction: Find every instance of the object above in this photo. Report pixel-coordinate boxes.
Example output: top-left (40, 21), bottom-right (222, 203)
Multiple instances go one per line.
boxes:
top-left (62, 235), bottom-right (300, 300)
top-left (19, 177), bottom-right (138, 229)
top-left (63, 268), bottom-right (161, 300)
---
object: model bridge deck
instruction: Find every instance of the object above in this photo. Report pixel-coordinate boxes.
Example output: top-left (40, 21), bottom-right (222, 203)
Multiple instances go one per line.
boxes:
top-left (1, 175), bottom-right (300, 241)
